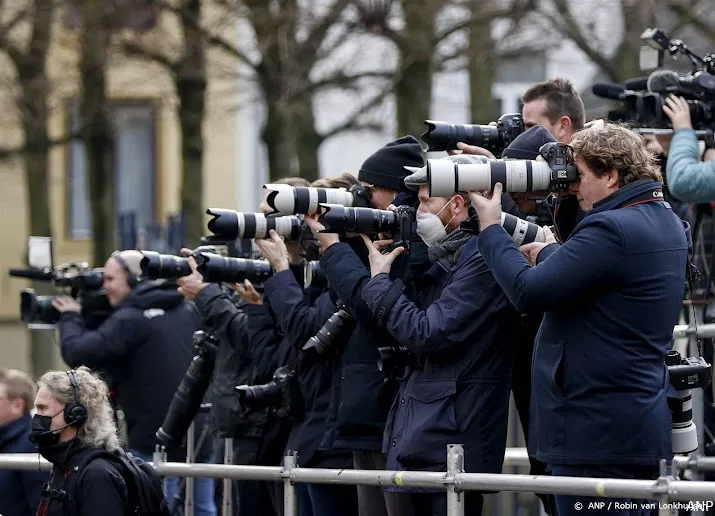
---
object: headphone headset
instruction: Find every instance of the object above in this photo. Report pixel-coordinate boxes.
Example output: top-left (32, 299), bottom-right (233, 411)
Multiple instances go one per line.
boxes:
top-left (64, 370), bottom-right (88, 428)
top-left (111, 251), bottom-right (140, 288)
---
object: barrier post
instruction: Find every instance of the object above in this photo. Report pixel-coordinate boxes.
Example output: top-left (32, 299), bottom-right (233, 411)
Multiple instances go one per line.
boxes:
top-left (283, 452), bottom-right (298, 516)
top-left (447, 445), bottom-right (465, 516)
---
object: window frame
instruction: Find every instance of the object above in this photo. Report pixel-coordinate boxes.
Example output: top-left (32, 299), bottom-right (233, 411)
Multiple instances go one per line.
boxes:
top-left (63, 97), bottom-right (162, 242)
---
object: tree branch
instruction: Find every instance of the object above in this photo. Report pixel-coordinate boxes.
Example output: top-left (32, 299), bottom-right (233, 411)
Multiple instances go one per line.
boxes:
top-left (667, 2), bottom-right (715, 45)
top-left (121, 40), bottom-right (178, 73)
top-left (296, 0), bottom-right (353, 64)
top-left (0, 6), bottom-right (33, 68)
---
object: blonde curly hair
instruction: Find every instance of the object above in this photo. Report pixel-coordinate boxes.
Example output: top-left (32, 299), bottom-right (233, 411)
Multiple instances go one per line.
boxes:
top-left (37, 366), bottom-right (120, 451)
top-left (570, 123), bottom-right (663, 186)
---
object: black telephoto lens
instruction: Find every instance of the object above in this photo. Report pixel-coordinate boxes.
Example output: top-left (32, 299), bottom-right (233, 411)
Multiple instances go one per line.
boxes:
top-left (421, 121), bottom-right (501, 152)
top-left (302, 308), bottom-right (355, 355)
top-left (156, 331), bottom-right (219, 449)
top-left (140, 251), bottom-right (192, 280)
top-left (318, 205), bottom-right (398, 235)
top-left (20, 289), bottom-right (60, 325)
top-left (197, 254), bottom-right (273, 284)
top-left (235, 381), bottom-right (283, 413)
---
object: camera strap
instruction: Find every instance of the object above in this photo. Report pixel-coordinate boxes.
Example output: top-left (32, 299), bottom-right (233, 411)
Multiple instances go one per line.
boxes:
top-left (376, 279), bottom-right (405, 328)
top-left (615, 186), bottom-right (704, 356)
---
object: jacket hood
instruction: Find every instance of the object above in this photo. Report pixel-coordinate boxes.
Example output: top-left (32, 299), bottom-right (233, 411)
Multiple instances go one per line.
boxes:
top-left (120, 280), bottom-right (185, 311)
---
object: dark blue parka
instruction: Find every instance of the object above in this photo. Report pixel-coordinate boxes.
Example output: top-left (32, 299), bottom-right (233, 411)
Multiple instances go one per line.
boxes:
top-left (317, 240), bottom-right (421, 453)
top-left (260, 269), bottom-right (352, 468)
top-left (477, 179), bottom-right (688, 466)
top-left (0, 414), bottom-right (48, 516)
top-left (361, 235), bottom-right (518, 476)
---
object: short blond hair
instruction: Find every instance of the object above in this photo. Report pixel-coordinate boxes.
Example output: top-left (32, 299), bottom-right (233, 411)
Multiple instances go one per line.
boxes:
top-left (0, 369), bottom-right (36, 414)
top-left (570, 123), bottom-right (663, 186)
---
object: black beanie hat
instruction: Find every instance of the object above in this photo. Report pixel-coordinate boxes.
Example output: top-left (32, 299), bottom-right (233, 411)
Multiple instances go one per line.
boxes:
top-left (502, 126), bottom-right (557, 160)
top-left (358, 135), bottom-right (424, 191)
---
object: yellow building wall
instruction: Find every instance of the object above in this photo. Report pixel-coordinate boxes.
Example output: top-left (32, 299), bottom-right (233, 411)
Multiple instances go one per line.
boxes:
top-left (0, 3), bottom-right (240, 376)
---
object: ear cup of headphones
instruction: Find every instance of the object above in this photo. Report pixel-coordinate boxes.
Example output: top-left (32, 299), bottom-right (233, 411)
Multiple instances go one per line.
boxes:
top-left (65, 370), bottom-right (88, 427)
top-left (64, 402), bottom-right (88, 427)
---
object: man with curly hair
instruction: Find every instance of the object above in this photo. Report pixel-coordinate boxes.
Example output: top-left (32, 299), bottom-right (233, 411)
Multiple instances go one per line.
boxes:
top-left (473, 123), bottom-right (689, 516)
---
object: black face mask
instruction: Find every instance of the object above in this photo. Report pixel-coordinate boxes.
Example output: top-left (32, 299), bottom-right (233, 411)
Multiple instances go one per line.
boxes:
top-left (29, 410), bottom-right (64, 448)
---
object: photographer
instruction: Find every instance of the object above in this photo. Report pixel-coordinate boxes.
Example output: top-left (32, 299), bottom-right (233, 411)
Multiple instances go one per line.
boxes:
top-left (53, 250), bottom-right (216, 516)
top-left (348, 160), bottom-right (517, 516)
top-left (303, 137), bottom-right (427, 516)
top-left (473, 123), bottom-right (689, 516)
top-left (661, 94), bottom-right (715, 203)
top-left (239, 175), bottom-right (362, 516)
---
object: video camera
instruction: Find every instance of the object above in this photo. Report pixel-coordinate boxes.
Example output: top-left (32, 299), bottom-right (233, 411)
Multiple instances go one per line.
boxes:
top-left (421, 113), bottom-right (525, 155)
top-left (592, 28), bottom-right (715, 138)
top-left (203, 209), bottom-right (302, 244)
top-left (666, 349), bottom-right (712, 454)
top-left (262, 183), bottom-right (372, 216)
top-left (8, 237), bottom-right (111, 329)
top-left (317, 204), bottom-right (415, 253)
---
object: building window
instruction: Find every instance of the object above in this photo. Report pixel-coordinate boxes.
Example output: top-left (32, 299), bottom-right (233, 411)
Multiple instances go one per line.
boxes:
top-left (64, 0), bottom-right (158, 31)
top-left (67, 101), bottom-right (157, 240)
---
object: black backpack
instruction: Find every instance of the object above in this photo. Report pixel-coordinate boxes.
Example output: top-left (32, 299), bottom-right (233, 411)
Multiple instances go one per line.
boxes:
top-left (76, 447), bottom-right (171, 516)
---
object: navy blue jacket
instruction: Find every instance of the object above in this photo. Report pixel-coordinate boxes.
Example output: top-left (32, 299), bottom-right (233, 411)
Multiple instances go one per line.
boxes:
top-left (317, 242), bottom-right (404, 452)
top-left (262, 270), bottom-right (351, 468)
top-left (0, 414), bottom-right (48, 516)
top-left (477, 179), bottom-right (688, 466)
top-left (362, 236), bottom-right (518, 477)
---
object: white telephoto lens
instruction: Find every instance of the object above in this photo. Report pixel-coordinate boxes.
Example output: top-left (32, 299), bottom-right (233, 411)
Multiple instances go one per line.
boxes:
top-left (263, 184), bottom-right (296, 216)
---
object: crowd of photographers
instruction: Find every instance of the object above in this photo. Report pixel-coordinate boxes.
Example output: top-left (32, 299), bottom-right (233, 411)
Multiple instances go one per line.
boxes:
top-left (9, 58), bottom-right (715, 516)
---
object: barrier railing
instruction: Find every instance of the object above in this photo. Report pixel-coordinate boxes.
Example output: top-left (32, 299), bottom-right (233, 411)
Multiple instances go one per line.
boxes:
top-left (4, 446), bottom-right (715, 516)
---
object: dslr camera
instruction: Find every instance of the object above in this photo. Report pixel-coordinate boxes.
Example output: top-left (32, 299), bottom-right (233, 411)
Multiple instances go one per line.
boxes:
top-left (666, 349), bottom-right (712, 454)
top-left (234, 307), bottom-right (356, 419)
top-left (421, 113), bottom-right (525, 155)
top-left (318, 204), bottom-right (415, 253)
top-left (9, 237), bottom-right (111, 329)
top-left (426, 141), bottom-right (578, 197)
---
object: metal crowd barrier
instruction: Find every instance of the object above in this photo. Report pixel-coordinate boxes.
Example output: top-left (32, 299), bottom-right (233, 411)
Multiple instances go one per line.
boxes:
top-left (4, 445), bottom-right (715, 516)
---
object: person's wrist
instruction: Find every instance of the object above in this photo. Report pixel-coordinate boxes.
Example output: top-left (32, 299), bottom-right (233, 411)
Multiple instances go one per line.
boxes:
top-left (273, 260), bottom-right (290, 272)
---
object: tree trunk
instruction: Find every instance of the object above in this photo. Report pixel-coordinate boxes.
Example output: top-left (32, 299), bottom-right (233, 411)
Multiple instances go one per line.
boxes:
top-left (262, 89), bottom-right (297, 181)
top-left (395, 0), bottom-right (438, 137)
top-left (177, 0), bottom-right (207, 246)
top-left (469, 5), bottom-right (497, 123)
top-left (291, 96), bottom-right (321, 183)
top-left (80, 0), bottom-right (115, 266)
top-left (17, 0), bottom-right (58, 376)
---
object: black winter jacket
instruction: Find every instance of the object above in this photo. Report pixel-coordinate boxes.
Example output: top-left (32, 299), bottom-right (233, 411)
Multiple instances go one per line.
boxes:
top-left (59, 281), bottom-right (201, 458)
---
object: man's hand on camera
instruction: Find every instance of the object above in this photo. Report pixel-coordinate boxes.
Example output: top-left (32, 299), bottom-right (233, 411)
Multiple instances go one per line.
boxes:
top-left (176, 256), bottom-right (208, 301)
top-left (255, 229), bottom-right (290, 272)
top-left (51, 296), bottom-right (81, 313)
top-left (519, 242), bottom-right (548, 266)
top-left (663, 95), bottom-right (693, 131)
top-left (360, 235), bottom-right (404, 278)
top-left (469, 183), bottom-right (503, 231)
top-left (448, 142), bottom-right (496, 159)
top-left (232, 279), bottom-right (262, 305)
top-left (304, 214), bottom-right (340, 254)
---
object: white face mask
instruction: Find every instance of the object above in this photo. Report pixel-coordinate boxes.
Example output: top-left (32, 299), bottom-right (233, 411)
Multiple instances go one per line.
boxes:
top-left (416, 198), bottom-right (457, 247)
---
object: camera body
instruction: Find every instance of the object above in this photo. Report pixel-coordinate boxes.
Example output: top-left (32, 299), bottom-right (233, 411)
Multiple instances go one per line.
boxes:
top-left (235, 365), bottom-right (304, 421)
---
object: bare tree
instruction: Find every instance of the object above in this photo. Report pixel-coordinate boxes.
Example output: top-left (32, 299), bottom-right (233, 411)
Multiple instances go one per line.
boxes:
top-left (80, 0), bottom-right (115, 266)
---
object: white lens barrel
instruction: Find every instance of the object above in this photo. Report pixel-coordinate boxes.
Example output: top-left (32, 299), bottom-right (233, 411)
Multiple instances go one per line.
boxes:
top-left (500, 212), bottom-right (546, 246)
top-left (263, 184), bottom-right (296, 215)
top-left (264, 184), bottom-right (355, 215)
top-left (427, 159), bottom-right (553, 196)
